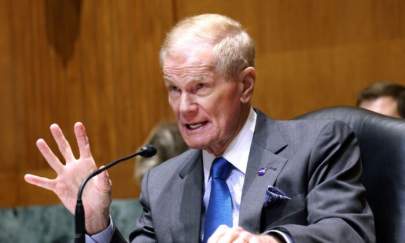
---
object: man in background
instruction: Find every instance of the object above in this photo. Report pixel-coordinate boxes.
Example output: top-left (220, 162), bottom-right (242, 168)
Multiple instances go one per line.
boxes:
top-left (357, 82), bottom-right (405, 118)
top-left (25, 14), bottom-right (375, 243)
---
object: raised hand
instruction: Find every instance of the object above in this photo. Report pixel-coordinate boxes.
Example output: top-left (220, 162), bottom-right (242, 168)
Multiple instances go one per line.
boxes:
top-left (24, 122), bottom-right (112, 234)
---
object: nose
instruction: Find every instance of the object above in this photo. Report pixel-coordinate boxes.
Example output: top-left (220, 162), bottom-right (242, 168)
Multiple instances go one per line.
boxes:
top-left (179, 93), bottom-right (198, 117)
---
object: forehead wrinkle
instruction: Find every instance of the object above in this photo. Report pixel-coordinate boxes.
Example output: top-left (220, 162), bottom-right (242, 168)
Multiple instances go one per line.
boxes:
top-left (163, 64), bottom-right (215, 83)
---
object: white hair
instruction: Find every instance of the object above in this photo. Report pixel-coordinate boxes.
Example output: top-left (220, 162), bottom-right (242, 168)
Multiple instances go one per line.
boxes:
top-left (160, 13), bottom-right (255, 79)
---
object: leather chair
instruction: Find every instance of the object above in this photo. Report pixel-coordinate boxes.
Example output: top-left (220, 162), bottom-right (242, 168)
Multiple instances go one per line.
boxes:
top-left (296, 106), bottom-right (405, 243)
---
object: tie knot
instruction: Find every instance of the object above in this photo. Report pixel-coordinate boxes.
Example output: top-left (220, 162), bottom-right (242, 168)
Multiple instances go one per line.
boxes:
top-left (211, 157), bottom-right (232, 180)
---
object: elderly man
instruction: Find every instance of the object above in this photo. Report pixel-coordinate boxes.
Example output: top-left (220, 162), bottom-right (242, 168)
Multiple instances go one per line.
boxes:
top-left (25, 14), bottom-right (375, 243)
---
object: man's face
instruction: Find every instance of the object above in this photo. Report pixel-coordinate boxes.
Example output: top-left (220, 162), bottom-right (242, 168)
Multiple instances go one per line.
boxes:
top-left (162, 46), bottom-right (250, 155)
top-left (359, 96), bottom-right (400, 118)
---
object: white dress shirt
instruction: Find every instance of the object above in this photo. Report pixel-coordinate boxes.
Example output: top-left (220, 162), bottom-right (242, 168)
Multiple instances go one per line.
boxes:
top-left (202, 107), bottom-right (256, 227)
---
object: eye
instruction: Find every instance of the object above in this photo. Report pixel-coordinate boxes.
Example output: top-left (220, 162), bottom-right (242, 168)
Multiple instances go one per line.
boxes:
top-left (168, 85), bottom-right (181, 96)
top-left (196, 82), bottom-right (210, 92)
top-left (196, 83), bottom-right (205, 90)
top-left (193, 82), bottom-right (211, 96)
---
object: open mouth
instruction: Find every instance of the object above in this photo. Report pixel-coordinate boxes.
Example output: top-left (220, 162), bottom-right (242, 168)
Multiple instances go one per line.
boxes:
top-left (185, 121), bottom-right (209, 130)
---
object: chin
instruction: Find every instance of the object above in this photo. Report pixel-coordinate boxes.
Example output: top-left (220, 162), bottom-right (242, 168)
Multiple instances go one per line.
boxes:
top-left (183, 137), bottom-right (213, 150)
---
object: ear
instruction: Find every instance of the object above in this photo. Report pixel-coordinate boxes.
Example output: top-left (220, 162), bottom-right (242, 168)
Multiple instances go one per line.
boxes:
top-left (239, 67), bottom-right (256, 103)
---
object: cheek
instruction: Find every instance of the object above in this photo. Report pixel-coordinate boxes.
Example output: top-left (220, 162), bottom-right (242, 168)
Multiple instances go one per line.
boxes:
top-left (211, 102), bottom-right (236, 127)
top-left (168, 98), bottom-right (179, 113)
top-left (219, 99), bottom-right (243, 127)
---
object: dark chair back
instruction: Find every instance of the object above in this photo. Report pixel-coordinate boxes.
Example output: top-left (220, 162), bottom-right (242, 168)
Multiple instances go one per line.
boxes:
top-left (296, 106), bottom-right (405, 243)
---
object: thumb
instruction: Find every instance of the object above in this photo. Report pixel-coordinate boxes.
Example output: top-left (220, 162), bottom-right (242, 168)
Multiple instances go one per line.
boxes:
top-left (95, 168), bottom-right (112, 192)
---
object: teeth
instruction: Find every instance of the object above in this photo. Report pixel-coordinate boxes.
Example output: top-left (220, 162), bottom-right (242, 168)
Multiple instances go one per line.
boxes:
top-left (188, 123), bottom-right (203, 129)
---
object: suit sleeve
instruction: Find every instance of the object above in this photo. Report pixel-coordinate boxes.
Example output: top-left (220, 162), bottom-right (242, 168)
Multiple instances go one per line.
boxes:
top-left (102, 166), bottom-right (156, 243)
top-left (271, 121), bottom-right (375, 243)
top-left (127, 169), bottom-right (157, 243)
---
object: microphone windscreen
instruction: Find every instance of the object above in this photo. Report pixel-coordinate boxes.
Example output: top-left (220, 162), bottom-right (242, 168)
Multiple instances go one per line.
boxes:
top-left (138, 144), bottom-right (157, 158)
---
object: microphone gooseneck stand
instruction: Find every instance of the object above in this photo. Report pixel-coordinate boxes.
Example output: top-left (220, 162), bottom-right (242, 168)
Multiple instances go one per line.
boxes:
top-left (74, 145), bottom-right (157, 243)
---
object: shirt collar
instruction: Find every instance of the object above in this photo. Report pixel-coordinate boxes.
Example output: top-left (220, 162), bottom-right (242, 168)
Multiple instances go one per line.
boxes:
top-left (203, 108), bottom-right (257, 181)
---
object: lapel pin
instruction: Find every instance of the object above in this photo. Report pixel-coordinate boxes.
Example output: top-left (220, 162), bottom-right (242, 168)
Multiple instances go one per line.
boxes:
top-left (257, 167), bottom-right (267, 176)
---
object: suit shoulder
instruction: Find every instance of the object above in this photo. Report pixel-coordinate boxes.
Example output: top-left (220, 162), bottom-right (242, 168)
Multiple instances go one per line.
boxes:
top-left (256, 109), bottom-right (352, 137)
top-left (141, 149), bottom-right (200, 198)
top-left (147, 148), bottom-right (198, 175)
top-left (275, 119), bottom-right (352, 136)
top-left (276, 118), bottom-right (348, 130)
top-left (272, 119), bottom-right (355, 151)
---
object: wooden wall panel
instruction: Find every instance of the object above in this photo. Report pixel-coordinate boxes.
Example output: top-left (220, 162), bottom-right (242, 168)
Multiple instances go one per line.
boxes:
top-left (1, 0), bottom-right (405, 207)
top-left (0, 0), bottom-right (174, 207)
top-left (174, 0), bottom-right (405, 118)
top-left (0, 0), bottom-right (20, 206)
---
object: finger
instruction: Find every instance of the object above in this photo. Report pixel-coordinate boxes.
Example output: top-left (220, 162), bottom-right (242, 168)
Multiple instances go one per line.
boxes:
top-left (74, 122), bottom-right (92, 159)
top-left (234, 230), bottom-right (252, 243)
top-left (248, 237), bottom-right (261, 243)
top-left (36, 138), bottom-right (64, 174)
top-left (50, 123), bottom-right (75, 162)
top-left (24, 174), bottom-right (55, 191)
top-left (220, 227), bottom-right (244, 243)
top-left (249, 235), bottom-right (277, 243)
top-left (208, 225), bottom-right (231, 243)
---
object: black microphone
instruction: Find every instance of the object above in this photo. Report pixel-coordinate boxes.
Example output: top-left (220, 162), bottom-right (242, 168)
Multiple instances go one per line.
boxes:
top-left (74, 145), bottom-right (157, 243)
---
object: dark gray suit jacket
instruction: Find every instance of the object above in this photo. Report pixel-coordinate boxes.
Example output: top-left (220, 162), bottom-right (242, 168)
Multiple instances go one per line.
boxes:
top-left (112, 110), bottom-right (375, 243)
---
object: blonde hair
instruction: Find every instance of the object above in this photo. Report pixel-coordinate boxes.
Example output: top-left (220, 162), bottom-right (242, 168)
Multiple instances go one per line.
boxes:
top-left (160, 13), bottom-right (255, 79)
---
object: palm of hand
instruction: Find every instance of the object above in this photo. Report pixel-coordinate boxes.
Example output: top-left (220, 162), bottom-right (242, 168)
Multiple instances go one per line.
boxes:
top-left (55, 156), bottom-right (110, 216)
top-left (24, 122), bottom-right (112, 233)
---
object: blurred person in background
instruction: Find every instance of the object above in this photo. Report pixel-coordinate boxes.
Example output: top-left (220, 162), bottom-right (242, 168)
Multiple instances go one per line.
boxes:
top-left (134, 122), bottom-right (187, 184)
top-left (357, 81), bottom-right (405, 118)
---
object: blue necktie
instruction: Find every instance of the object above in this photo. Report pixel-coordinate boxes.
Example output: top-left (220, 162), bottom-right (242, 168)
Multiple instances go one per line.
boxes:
top-left (203, 157), bottom-right (233, 242)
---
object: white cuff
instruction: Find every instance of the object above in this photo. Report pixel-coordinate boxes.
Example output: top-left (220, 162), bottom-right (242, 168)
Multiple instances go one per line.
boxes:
top-left (268, 229), bottom-right (294, 243)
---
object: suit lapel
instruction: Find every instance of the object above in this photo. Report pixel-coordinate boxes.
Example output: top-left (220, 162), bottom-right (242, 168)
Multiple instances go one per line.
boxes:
top-left (171, 150), bottom-right (203, 243)
top-left (239, 111), bottom-right (288, 233)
